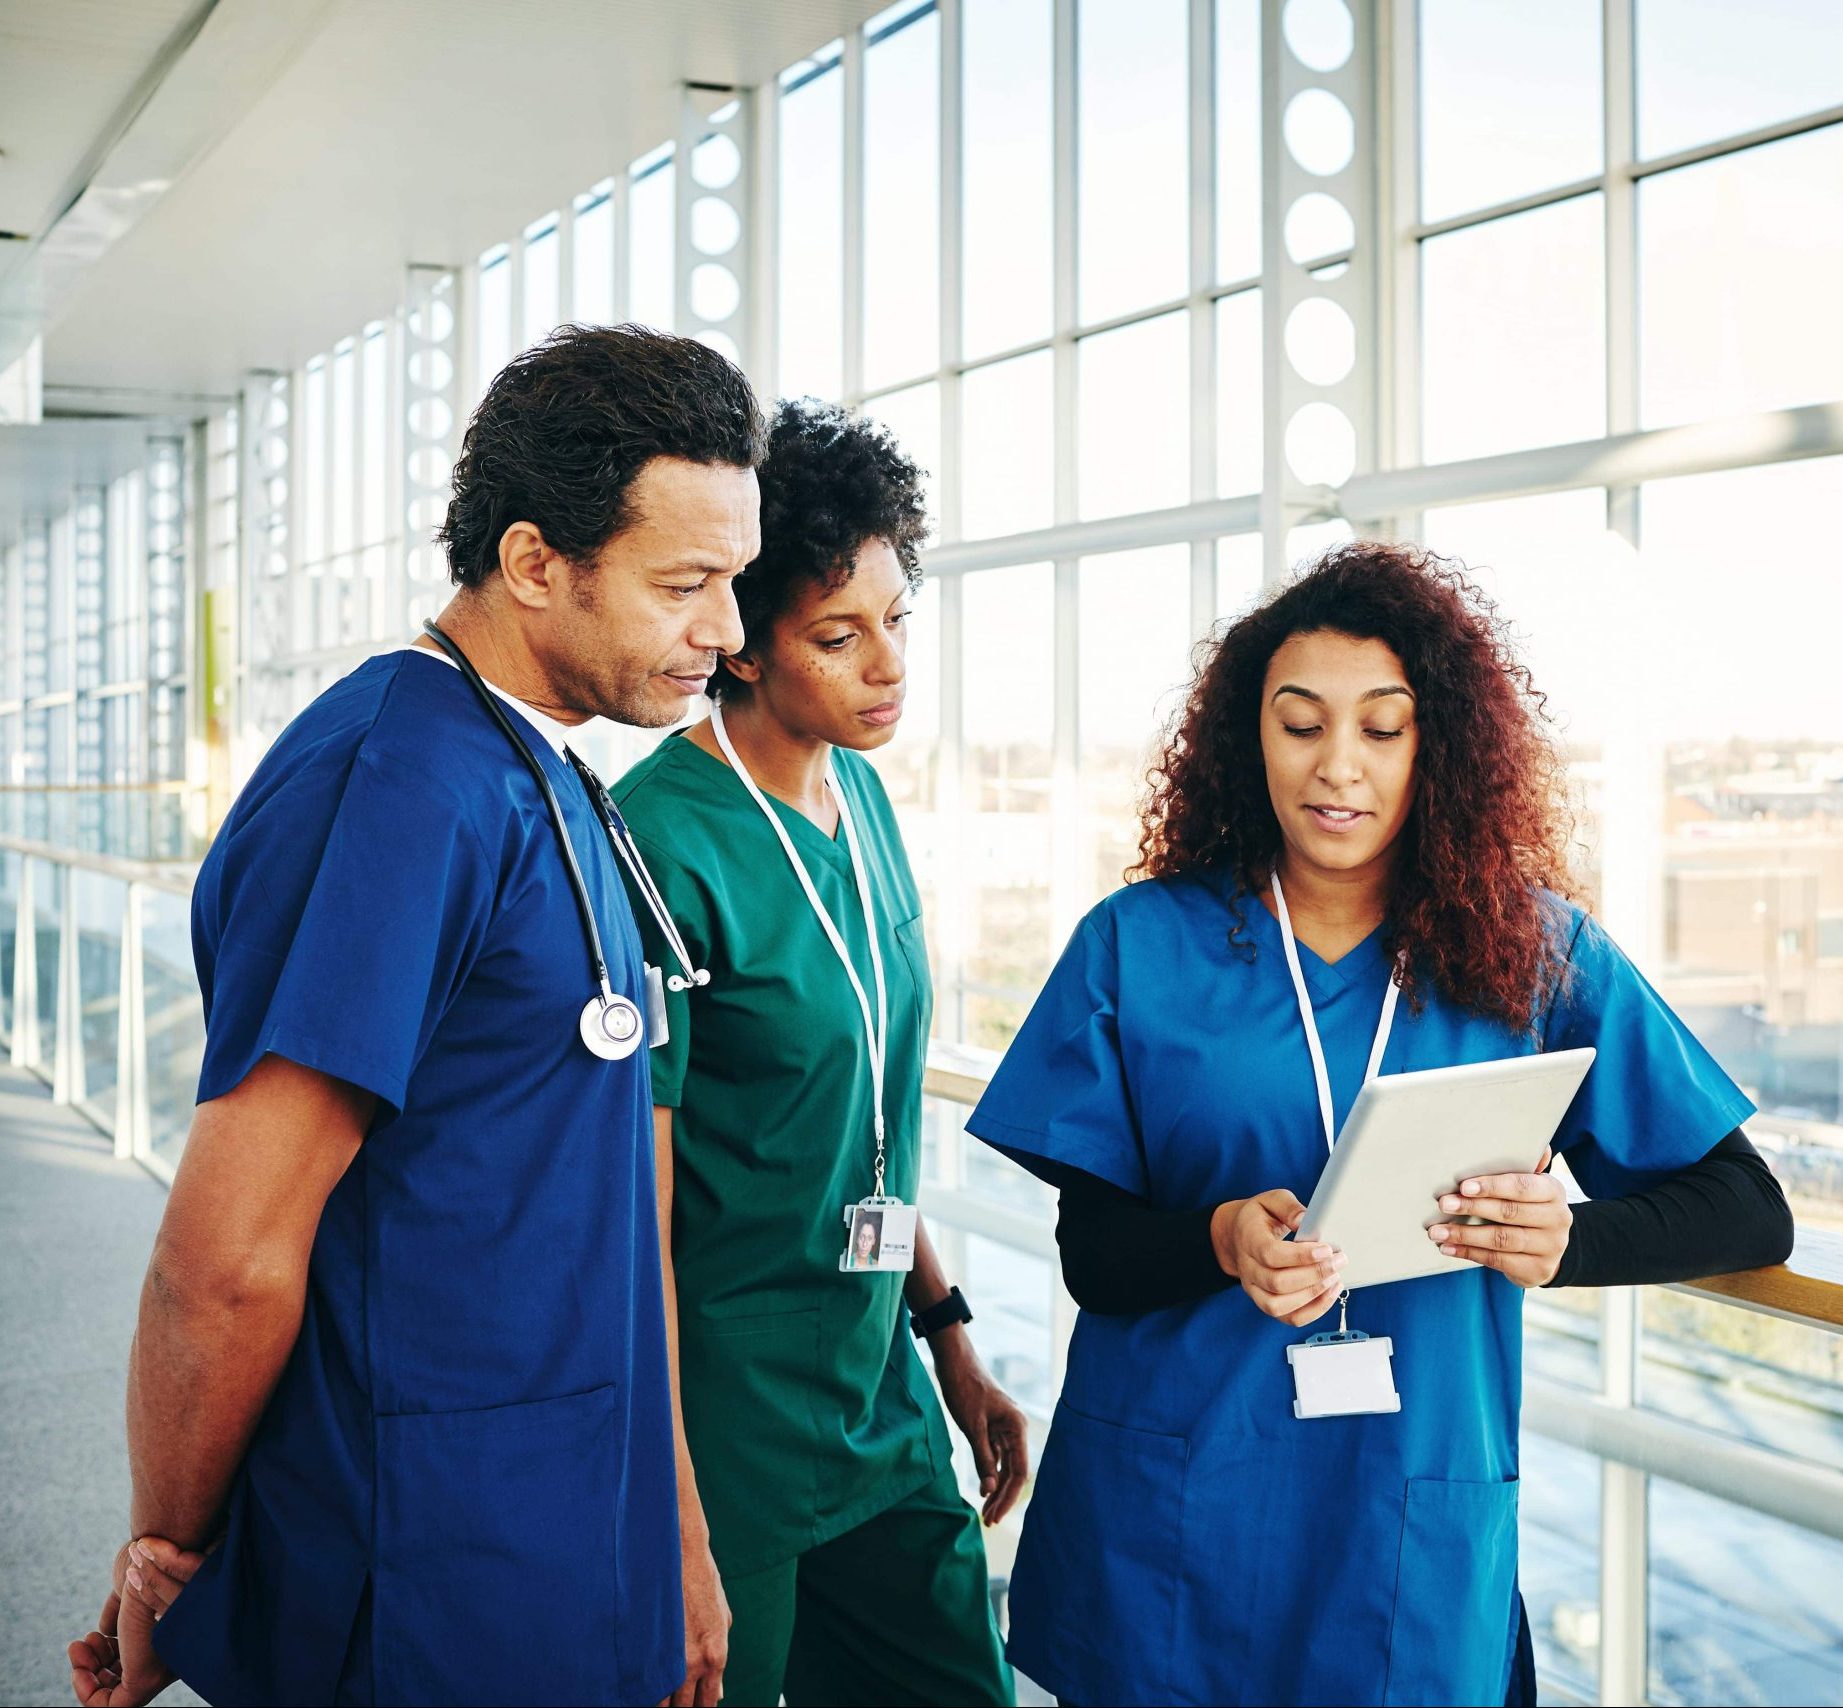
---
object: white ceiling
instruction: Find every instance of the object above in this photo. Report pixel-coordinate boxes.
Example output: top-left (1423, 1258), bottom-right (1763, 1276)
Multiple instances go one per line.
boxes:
top-left (35, 0), bottom-right (885, 401)
top-left (0, 0), bottom-right (204, 242)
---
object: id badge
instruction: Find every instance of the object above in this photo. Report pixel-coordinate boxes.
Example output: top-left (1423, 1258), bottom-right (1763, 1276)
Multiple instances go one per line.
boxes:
top-left (839, 1196), bottom-right (917, 1273)
top-left (644, 963), bottom-right (669, 1050)
top-left (1287, 1331), bottom-right (1402, 1420)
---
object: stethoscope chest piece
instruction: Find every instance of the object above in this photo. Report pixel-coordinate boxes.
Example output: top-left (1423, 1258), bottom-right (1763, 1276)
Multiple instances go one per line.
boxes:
top-left (580, 992), bottom-right (645, 1061)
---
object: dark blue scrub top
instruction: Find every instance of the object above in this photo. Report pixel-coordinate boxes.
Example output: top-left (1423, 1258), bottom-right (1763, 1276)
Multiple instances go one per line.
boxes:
top-left (968, 871), bottom-right (1754, 1708)
top-left (152, 652), bottom-right (682, 1708)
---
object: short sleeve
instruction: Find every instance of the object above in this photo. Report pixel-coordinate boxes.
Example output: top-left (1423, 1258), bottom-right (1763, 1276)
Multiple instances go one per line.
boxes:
top-left (1542, 910), bottom-right (1756, 1200)
top-left (196, 748), bottom-right (495, 1114)
top-left (965, 909), bottom-right (1149, 1197)
top-left (618, 835), bottom-right (715, 1109)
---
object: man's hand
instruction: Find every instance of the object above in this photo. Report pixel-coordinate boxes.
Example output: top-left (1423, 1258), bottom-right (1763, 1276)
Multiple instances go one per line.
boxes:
top-left (67, 1538), bottom-right (203, 1707)
top-left (1428, 1148), bottom-right (1573, 1288)
top-left (1212, 1189), bottom-right (1347, 1327)
top-left (931, 1327), bottom-right (1031, 1525)
top-left (670, 1534), bottom-right (730, 1707)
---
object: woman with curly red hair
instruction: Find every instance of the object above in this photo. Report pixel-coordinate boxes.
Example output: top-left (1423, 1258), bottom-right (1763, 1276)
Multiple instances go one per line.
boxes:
top-left (967, 543), bottom-right (1790, 1707)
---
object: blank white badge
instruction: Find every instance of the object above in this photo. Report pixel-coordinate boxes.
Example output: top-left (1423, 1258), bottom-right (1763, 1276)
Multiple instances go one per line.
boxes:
top-left (1287, 1335), bottom-right (1402, 1420)
top-left (839, 1199), bottom-right (917, 1273)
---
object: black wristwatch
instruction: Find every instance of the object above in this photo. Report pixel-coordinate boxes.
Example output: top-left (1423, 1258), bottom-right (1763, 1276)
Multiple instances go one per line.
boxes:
top-left (910, 1285), bottom-right (974, 1339)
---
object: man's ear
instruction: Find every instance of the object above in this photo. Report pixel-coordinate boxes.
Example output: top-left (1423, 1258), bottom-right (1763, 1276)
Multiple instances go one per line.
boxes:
top-left (497, 522), bottom-right (560, 609)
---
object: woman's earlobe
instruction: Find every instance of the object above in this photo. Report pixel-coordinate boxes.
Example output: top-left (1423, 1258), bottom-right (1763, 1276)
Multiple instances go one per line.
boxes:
top-left (722, 650), bottom-right (761, 685)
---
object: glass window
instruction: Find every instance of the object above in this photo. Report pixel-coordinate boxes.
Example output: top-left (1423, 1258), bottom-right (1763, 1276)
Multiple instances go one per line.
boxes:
top-left (963, 0), bottom-right (1053, 360)
top-left (476, 246), bottom-right (512, 396)
top-left (778, 48), bottom-right (845, 399)
top-left (862, 382), bottom-right (942, 532)
top-left (629, 149), bottom-right (675, 335)
top-left (1215, 533), bottom-right (1262, 621)
top-left (1079, 311), bottom-right (1190, 520)
top-left (1418, 0), bottom-right (1602, 223)
top-left (1078, 0), bottom-right (1189, 325)
top-left (1216, 0), bottom-right (1261, 283)
top-left (962, 352), bottom-right (1054, 539)
top-left (1216, 288), bottom-right (1262, 497)
top-left (962, 562), bottom-right (1057, 1047)
top-left (1637, 0), bottom-right (1843, 159)
top-left (1517, 1433), bottom-right (1603, 1702)
top-left (330, 341), bottom-right (356, 557)
top-left (864, 5), bottom-right (940, 390)
top-left (1420, 194), bottom-right (1605, 462)
top-left (1078, 544), bottom-right (1193, 907)
top-left (1640, 124), bottom-right (1843, 430)
top-left (1640, 456), bottom-right (1843, 1139)
top-left (361, 328), bottom-right (387, 546)
top-left (1648, 1476), bottom-right (1843, 1704)
top-left (522, 215), bottom-right (561, 348)
top-left (301, 357), bottom-right (326, 566)
top-left (572, 183), bottom-right (616, 325)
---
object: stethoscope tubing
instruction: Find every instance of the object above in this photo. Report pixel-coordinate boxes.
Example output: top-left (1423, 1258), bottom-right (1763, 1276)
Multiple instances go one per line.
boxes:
top-left (421, 620), bottom-right (616, 1000)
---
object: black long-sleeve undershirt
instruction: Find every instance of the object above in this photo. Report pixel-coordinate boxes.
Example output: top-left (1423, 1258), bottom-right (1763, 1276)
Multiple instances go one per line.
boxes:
top-left (1049, 1129), bottom-right (1794, 1316)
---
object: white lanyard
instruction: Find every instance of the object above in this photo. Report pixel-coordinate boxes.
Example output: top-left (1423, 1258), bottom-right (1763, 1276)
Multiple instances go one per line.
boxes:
top-left (1270, 871), bottom-right (1400, 1154)
top-left (710, 704), bottom-right (892, 1193)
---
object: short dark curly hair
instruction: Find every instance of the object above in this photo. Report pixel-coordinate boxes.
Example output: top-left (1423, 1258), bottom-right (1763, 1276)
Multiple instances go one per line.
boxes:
top-left (438, 323), bottom-right (766, 587)
top-left (712, 397), bottom-right (930, 698)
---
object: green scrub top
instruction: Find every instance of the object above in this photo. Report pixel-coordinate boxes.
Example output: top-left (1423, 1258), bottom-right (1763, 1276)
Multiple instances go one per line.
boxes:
top-left (612, 732), bottom-right (951, 1578)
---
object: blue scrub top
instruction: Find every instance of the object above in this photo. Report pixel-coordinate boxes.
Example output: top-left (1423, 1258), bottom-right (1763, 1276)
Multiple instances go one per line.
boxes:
top-left (152, 652), bottom-right (682, 1708)
top-left (967, 870), bottom-right (1753, 1708)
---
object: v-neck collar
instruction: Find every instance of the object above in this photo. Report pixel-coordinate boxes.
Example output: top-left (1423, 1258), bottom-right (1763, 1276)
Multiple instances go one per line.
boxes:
top-left (667, 731), bottom-right (851, 864)
top-left (1240, 879), bottom-right (1388, 1002)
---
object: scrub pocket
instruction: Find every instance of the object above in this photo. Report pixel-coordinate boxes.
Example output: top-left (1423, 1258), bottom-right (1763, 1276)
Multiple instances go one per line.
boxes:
top-left (1008, 1399), bottom-right (1189, 1705)
top-left (373, 1383), bottom-right (621, 1707)
top-left (1383, 1475), bottom-right (1521, 1707)
top-left (682, 1305), bottom-right (824, 1575)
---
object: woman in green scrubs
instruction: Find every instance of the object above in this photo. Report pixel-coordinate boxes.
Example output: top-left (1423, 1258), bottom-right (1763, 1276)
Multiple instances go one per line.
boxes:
top-left (613, 400), bottom-right (1024, 1708)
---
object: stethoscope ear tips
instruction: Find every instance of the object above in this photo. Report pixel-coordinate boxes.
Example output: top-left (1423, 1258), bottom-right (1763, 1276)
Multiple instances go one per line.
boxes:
top-left (692, 969), bottom-right (713, 987)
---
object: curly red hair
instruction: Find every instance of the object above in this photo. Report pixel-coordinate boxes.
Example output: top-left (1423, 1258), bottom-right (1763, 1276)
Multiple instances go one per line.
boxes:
top-left (1134, 542), bottom-right (1580, 1030)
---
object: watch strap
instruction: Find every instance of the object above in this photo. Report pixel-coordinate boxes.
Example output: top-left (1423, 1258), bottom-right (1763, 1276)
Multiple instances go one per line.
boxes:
top-left (910, 1284), bottom-right (973, 1339)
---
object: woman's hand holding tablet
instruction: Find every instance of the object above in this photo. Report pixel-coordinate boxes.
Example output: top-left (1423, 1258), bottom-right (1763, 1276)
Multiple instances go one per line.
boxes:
top-left (1426, 1146), bottom-right (1575, 1287)
top-left (1210, 1189), bottom-right (1351, 1326)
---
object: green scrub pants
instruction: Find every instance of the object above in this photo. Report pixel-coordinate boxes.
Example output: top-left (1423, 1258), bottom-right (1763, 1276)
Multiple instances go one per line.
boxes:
top-left (719, 1464), bottom-right (1014, 1707)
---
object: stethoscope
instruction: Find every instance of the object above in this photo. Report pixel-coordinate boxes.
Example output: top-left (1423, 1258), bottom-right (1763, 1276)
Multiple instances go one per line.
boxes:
top-left (421, 620), bottom-right (710, 1061)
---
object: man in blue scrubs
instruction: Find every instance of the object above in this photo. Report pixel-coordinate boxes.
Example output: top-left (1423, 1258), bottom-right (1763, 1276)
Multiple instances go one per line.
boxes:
top-left (66, 327), bottom-right (764, 1706)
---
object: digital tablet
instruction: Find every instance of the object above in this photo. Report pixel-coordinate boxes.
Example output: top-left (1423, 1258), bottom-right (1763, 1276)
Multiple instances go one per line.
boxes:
top-left (1296, 1048), bottom-right (1596, 1291)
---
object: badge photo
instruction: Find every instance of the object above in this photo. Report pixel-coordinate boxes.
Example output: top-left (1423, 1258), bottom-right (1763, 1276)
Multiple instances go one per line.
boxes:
top-left (840, 1200), bottom-right (917, 1273)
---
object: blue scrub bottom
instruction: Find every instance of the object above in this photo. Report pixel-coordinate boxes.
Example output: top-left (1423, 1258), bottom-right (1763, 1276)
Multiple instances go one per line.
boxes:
top-left (1057, 1592), bottom-right (1537, 1708)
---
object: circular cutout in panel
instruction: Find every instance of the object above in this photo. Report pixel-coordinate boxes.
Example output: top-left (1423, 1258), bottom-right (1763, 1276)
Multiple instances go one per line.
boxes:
top-left (689, 263), bottom-right (741, 324)
top-left (265, 476), bottom-right (288, 510)
top-left (694, 329), bottom-right (742, 365)
top-left (1284, 0), bottom-right (1354, 72)
top-left (408, 447), bottom-right (450, 490)
top-left (1283, 192), bottom-right (1355, 266)
top-left (692, 132), bottom-right (742, 190)
top-left (408, 397), bottom-right (453, 442)
top-left (408, 493), bottom-right (447, 534)
top-left (1282, 89), bottom-right (1355, 177)
top-left (408, 347), bottom-right (453, 392)
top-left (406, 544), bottom-right (445, 586)
top-left (262, 391), bottom-right (289, 431)
top-left (409, 297), bottom-right (455, 345)
top-left (1284, 297), bottom-right (1356, 387)
top-left (1284, 401), bottom-right (1357, 487)
top-left (691, 195), bottom-right (741, 257)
